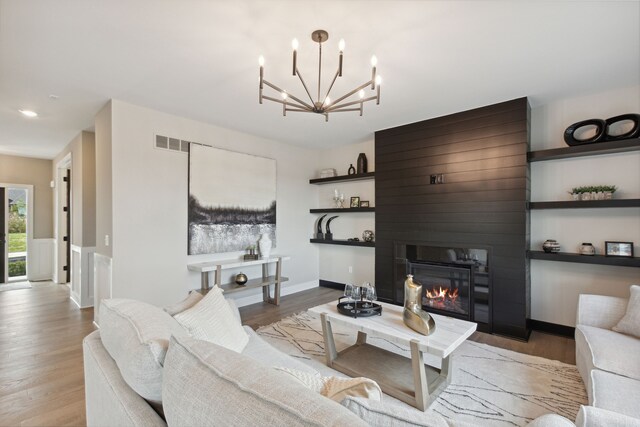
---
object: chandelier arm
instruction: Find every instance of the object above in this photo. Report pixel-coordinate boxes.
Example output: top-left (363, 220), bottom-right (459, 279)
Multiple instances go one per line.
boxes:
top-left (322, 68), bottom-right (340, 107)
top-left (325, 96), bottom-right (377, 112)
top-left (328, 80), bottom-right (373, 108)
top-left (317, 42), bottom-right (322, 102)
top-left (326, 107), bottom-right (362, 113)
top-left (263, 80), bottom-right (314, 110)
top-left (294, 68), bottom-right (316, 106)
top-left (262, 95), bottom-right (312, 111)
top-left (285, 108), bottom-right (316, 113)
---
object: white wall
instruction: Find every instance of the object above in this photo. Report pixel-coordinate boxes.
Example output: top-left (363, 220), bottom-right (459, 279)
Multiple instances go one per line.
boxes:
top-left (529, 85), bottom-right (640, 326)
top-left (108, 100), bottom-right (320, 307)
top-left (316, 140), bottom-right (375, 285)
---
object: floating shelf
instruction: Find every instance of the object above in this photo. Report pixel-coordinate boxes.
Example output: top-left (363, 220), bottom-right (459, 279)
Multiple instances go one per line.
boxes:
top-left (310, 239), bottom-right (375, 247)
top-left (528, 250), bottom-right (640, 267)
top-left (309, 172), bottom-right (375, 185)
top-left (529, 199), bottom-right (640, 209)
top-left (527, 137), bottom-right (640, 162)
top-left (310, 207), bottom-right (375, 213)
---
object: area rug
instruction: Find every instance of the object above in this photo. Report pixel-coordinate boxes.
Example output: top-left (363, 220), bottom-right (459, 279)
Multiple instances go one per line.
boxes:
top-left (256, 312), bottom-right (587, 427)
top-left (0, 281), bottom-right (32, 292)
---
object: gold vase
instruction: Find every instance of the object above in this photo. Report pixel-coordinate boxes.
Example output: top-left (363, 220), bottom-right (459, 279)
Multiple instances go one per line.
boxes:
top-left (403, 274), bottom-right (436, 335)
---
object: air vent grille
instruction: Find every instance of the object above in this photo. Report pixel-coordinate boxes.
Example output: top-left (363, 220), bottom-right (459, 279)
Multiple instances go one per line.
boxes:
top-left (154, 134), bottom-right (190, 154)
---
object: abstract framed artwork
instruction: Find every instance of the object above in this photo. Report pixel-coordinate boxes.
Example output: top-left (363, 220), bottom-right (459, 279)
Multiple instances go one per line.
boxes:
top-left (188, 144), bottom-right (276, 254)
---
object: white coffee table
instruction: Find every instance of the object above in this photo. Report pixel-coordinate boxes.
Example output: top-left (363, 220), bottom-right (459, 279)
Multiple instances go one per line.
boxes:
top-left (309, 300), bottom-right (476, 411)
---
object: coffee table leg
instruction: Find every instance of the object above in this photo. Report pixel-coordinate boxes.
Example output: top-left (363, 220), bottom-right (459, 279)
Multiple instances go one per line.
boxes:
top-left (320, 313), bottom-right (337, 366)
top-left (441, 354), bottom-right (451, 384)
top-left (410, 339), bottom-right (429, 411)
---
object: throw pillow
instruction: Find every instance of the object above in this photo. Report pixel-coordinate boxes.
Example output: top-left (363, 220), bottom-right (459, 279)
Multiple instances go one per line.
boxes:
top-left (163, 291), bottom-right (203, 316)
top-left (275, 367), bottom-right (382, 403)
top-left (174, 285), bottom-right (249, 353)
top-left (613, 285), bottom-right (640, 338)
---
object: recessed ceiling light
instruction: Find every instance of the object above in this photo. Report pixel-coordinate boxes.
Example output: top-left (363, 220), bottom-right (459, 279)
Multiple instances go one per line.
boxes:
top-left (19, 109), bottom-right (38, 118)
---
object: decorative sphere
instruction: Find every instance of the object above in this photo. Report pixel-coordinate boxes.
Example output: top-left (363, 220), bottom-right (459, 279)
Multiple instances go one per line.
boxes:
top-left (235, 273), bottom-right (248, 285)
top-left (362, 230), bottom-right (375, 242)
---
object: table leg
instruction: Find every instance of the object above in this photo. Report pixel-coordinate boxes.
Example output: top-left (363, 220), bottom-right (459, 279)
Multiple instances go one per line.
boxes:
top-left (320, 313), bottom-right (337, 366)
top-left (441, 353), bottom-right (451, 385)
top-left (410, 339), bottom-right (429, 411)
top-left (200, 272), bottom-right (209, 293)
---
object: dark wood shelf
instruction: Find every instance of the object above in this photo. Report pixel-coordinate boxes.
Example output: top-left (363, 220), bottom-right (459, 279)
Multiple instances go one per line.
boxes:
top-left (527, 137), bottom-right (640, 162)
top-left (530, 199), bottom-right (640, 209)
top-left (528, 250), bottom-right (640, 267)
top-left (309, 172), bottom-right (375, 185)
top-left (310, 207), bottom-right (375, 213)
top-left (310, 239), bottom-right (375, 247)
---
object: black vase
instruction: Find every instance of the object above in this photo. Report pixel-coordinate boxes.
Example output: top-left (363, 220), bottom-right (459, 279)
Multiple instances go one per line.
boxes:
top-left (357, 153), bottom-right (368, 174)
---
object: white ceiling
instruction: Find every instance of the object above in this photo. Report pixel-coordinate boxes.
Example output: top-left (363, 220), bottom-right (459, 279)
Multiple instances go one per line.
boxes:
top-left (1, 1), bottom-right (639, 159)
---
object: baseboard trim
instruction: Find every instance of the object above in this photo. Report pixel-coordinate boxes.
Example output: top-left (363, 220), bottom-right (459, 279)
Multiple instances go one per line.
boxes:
top-left (319, 279), bottom-right (345, 290)
top-left (232, 280), bottom-right (319, 308)
top-left (529, 319), bottom-right (575, 338)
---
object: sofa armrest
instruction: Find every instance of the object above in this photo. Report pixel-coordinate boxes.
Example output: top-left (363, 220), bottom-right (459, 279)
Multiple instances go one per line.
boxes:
top-left (576, 294), bottom-right (628, 329)
top-left (575, 405), bottom-right (640, 427)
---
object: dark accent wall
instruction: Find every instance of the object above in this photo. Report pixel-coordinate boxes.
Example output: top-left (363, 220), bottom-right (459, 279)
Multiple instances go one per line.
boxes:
top-left (375, 98), bottom-right (531, 340)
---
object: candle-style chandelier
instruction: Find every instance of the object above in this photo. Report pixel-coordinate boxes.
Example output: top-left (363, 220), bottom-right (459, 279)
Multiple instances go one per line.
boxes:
top-left (258, 29), bottom-right (381, 121)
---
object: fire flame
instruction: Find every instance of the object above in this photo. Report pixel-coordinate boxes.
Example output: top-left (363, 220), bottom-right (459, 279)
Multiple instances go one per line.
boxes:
top-left (425, 286), bottom-right (459, 301)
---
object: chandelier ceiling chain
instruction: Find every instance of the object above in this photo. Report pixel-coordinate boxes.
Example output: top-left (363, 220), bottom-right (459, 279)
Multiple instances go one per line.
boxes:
top-left (258, 29), bottom-right (381, 121)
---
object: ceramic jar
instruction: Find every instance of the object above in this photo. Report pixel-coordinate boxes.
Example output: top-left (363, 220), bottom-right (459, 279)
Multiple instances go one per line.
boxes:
top-left (259, 233), bottom-right (272, 259)
top-left (542, 239), bottom-right (561, 253)
top-left (580, 243), bottom-right (595, 256)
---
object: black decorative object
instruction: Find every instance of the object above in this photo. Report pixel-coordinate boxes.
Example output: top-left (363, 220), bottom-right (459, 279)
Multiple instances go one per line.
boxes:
top-left (564, 119), bottom-right (607, 146)
top-left (337, 296), bottom-right (382, 318)
top-left (542, 239), bottom-right (561, 253)
top-left (235, 273), bottom-right (248, 285)
top-left (348, 164), bottom-right (356, 175)
top-left (605, 114), bottom-right (640, 141)
top-left (325, 216), bottom-right (339, 240)
top-left (362, 230), bottom-right (375, 242)
top-left (316, 214), bottom-right (327, 239)
top-left (357, 153), bottom-right (368, 174)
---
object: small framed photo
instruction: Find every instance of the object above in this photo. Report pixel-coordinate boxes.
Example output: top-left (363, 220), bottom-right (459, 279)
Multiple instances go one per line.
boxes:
top-left (360, 200), bottom-right (370, 208)
top-left (605, 241), bottom-right (634, 257)
top-left (350, 196), bottom-right (360, 208)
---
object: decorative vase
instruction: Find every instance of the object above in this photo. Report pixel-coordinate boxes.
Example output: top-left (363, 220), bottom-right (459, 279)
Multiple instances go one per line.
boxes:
top-left (362, 230), bottom-right (375, 242)
top-left (402, 275), bottom-right (435, 336)
top-left (604, 191), bottom-right (613, 200)
top-left (581, 192), bottom-right (592, 201)
top-left (235, 273), bottom-right (248, 285)
top-left (348, 164), bottom-right (356, 175)
top-left (357, 153), bottom-right (368, 174)
top-left (259, 233), bottom-right (272, 259)
top-left (571, 193), bottom-right (580, 201)
top-left (542, 239), bottom-right (561, 253)
top-left (580, 243), bottom-right (595, 256)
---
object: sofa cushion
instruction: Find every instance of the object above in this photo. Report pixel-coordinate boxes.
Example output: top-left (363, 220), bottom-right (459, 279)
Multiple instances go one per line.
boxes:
top-left (575, 405), bottom-right (640, 427)
top-left (99, 299), bottom-right (186, 405)
top-left (241, 326), bottom-right (318, 374)
top-left (590, 369), bottom-right (640, 419)
top-left (575, 325), bottom-right (640, 382)
top-left (612, 285), bottom-right (640, 338)
top-left (174, 285), bottom-right (248, 353)
top-left (162, 334), bottom-right (368, 427)
top-left (163, 291), bottom-right (203, 316)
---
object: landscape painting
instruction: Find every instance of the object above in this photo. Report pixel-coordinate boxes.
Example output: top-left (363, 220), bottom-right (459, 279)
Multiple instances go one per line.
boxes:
top-left (188, 144), bottom-right (276, 254)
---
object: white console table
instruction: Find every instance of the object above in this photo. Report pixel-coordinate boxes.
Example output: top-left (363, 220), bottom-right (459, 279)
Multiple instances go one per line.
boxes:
top-left (187, 256), bottom-right (290, 305)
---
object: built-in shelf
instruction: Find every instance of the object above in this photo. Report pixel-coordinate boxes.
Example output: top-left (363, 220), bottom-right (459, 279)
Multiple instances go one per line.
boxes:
top-left (310, 239), bottom-right (375, 247)
top-left (527, 137), bottom-right (640, 162)
top-left (529, 199), bottom-right (640, 209)
top-left (310, 207), bottom-right (375, 213)
top-left (309, 172), bottom-right (375, 185)
top-left (528, 250), bottom-right (640, 267)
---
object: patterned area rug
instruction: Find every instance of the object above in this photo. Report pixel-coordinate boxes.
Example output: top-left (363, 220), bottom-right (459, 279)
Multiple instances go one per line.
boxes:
top-left (256, 311), bottom-right (587, 427)
top-left (0, 281), bottom-right (32, 292)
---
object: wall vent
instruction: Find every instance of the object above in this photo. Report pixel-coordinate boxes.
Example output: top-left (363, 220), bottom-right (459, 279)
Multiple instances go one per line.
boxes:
top-left (154, 134), bottom-right (190, 154)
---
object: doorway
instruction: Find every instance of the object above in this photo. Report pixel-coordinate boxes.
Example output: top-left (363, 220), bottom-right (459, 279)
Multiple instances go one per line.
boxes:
top-left (1, 185), bottom-right (31, 284)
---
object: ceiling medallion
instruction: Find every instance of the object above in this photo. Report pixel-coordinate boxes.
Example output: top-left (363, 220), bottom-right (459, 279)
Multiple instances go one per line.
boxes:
top-left (258, 29), bottom-right (381, 122)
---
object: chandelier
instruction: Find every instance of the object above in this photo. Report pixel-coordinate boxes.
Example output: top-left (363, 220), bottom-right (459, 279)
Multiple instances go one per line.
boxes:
top-left (258, 29), bottom-right (381, 121)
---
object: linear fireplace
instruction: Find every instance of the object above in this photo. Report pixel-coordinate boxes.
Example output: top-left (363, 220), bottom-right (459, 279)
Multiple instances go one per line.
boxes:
top-left (395, 243), bottom-right (491, 331)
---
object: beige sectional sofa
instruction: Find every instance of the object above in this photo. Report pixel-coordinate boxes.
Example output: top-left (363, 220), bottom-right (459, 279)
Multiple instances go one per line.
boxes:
top-left (83, 294), bottom-right (637, 426)
top-left (575, 293), bottom-right (640, 424)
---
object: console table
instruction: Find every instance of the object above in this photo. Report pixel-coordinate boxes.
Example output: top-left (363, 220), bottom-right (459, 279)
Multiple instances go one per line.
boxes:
top-left (187, 256), bottom-right (290, 305)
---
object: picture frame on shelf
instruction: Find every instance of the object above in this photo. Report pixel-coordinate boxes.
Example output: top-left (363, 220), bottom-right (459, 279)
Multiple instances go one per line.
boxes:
top-left (350, 196), bottom-right (360, 208)
top-left (605, 241), bottom-right (634, 258)
top-left (360, 201), bottom-right (370, 208)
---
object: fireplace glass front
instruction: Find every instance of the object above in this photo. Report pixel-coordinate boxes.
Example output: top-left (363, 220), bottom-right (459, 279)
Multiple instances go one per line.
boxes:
top-left (408, 262), bottom-right (471, 318)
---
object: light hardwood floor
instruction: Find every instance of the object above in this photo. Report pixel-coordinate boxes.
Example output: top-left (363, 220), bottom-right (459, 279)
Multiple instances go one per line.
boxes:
top-left (1, 283), bottom-right (575, 426)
